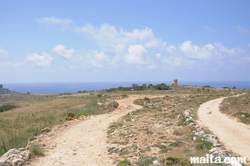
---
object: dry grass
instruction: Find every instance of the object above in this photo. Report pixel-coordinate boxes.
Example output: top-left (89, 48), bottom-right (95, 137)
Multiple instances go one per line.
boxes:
top-left (107, 86), bottom-right (245, 165)
top-left (0, 93), bottom-right (104, 155)
top-left (220, 92), bottom-right (250, 124)
top-left (0, 85), bottom-right (246, 165)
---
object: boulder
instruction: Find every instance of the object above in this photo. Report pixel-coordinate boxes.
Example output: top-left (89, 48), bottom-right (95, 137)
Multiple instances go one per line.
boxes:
top-left (0, 148), bottom-right (30, 166)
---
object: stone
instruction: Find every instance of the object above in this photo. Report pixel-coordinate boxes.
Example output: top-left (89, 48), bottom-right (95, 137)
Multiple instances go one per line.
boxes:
top-left (41, 127), bottom-right (52, 133)
top-left (184, 109), bottom-right (191, 117)
top-left (0, 148), bottom-right (30, 166)
top-left (13, 158), bottom-right (24, 166)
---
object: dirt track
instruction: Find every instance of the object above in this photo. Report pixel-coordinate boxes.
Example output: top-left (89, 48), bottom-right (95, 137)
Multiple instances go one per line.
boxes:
top-left (29, 95), bottom-right (143, 166)
top-left (197, 96), bottom-right (250, 161)
top-left (29, 94), bottom-right (250, 165)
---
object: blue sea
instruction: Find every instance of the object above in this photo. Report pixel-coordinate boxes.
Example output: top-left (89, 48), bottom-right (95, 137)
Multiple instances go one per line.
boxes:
top-left (2, 81), bottom-right (250, 94)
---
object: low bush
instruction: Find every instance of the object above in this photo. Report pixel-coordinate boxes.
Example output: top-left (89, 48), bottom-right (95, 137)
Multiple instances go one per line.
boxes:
top-left (107, 101), bottom-right (119, 111)
top-left (0, 104), bottom-right (18, 112)
top-left (233, 112), bottom-right (250, 124)
top-left (195, 141), bottom-right (213, 150)
top-left (65, 112), bottom-right (75, 121)
top-left (29, 144), bottom-right (45, 157)
top-left (160, 156), bottom-right (192, 166)
top-left (117, 159), bottom-right (131, 166)
top-left (137, 156), bottom-right (157, 166)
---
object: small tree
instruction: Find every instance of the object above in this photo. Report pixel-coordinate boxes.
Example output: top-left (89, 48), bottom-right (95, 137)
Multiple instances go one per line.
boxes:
top-left (131, 83), bottom-right (139, 90)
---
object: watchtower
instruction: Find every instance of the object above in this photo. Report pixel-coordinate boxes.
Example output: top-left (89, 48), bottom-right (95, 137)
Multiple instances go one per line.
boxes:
top-left (173, 79), bottom-right (178, 86)
top-left (0, 84), bottom-right (3, 88)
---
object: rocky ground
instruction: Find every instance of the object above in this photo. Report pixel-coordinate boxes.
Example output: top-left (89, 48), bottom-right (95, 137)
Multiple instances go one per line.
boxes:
top-left (1, 91), bottom-right (249, 166)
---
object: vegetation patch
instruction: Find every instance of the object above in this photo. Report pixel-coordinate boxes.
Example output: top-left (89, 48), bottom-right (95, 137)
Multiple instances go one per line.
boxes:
top-left (29, 144), bottom-right (45, 157)
top-left (137, 156), bottom-right (157, 166)
top-left (160, 156), bottom-right (192, 166)
top-left (0, 104), bottom-right (18, 113)
top-left (195, 141), bottom-right (213, 150)
top-left (108, 122), bottom-right (123, 134)
top-left (116, 159), bottom-right (132, 166)
top-left (107, 101), bottom-right (119, 111)
top-left (65, 112), bottom-right (75, 121)
top-left (220, 93), bottom-right (250, 125)
top-left (169, 140), bottom-right (184, 147)
top-left (233, 112), bottom-right (250, 124)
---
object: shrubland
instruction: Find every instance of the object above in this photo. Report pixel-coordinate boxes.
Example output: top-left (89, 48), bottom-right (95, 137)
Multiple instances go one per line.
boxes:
top-left (0, 83), bottom-right (246, 166)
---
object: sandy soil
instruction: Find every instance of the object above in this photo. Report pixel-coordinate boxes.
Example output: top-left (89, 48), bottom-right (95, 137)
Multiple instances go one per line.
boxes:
top-left (28, 95), bottom-right (145, 166)
top-left (197, 96), bottom-right (250, 161)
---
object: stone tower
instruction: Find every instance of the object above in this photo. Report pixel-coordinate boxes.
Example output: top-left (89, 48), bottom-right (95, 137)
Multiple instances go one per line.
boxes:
top-left (0, 84), bottom-right (3, 89)
top-left (173, 79), bottom-right (178, 86)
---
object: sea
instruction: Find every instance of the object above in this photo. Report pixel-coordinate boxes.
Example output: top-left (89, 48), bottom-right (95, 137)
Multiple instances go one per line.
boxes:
top-left (2, 81), bottom-right (250, 94)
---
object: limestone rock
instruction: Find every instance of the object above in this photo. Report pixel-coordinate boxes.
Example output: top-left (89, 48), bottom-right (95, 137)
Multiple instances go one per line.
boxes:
top-left (0, 148), bottom-right (30, 166)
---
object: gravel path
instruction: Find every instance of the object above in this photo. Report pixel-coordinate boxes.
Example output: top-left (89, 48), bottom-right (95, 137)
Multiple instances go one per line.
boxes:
top-left (197, 96), bottom-right (250, 161)
top-left (29, 95), bottom-right (143, 166)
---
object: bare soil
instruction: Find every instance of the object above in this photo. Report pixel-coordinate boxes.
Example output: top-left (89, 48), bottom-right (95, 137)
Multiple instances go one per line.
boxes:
top-left (27, 93), bottom-right (250, 165)
top-left (197, 95), bottom-right (250, 161)
top-left (28, 95), bottom-right (144, 166)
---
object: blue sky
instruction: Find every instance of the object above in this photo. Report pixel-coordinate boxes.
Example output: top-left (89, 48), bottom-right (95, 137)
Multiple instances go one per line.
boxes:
top-left (0, 0), bottom-right (250, 83)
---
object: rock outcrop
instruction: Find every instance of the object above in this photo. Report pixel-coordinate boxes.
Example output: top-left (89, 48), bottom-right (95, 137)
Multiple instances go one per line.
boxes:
top-left (0, 148), bottom-right (30, 166)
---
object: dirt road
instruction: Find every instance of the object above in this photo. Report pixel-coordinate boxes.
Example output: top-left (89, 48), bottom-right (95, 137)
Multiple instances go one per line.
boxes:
top-left (197, 96), bottom-right (250, 160)
top-left (29, 95), bottom-right (143, 166)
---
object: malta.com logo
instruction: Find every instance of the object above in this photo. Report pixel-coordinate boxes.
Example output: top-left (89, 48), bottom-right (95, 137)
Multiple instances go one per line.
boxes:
top-left (190, 154), bottom-right (247, 165)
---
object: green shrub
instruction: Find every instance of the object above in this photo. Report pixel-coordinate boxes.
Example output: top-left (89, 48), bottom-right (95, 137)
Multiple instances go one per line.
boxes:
top-left (137, 156), bottom-right (157, 166)
top-left (65, 112), bottom-right (75, 120)
top-left (160, 156), bottom-right (192, 166)
top-left (107, 101), bottom-right (119, 111)
top-left (160, 147), bottom-right (172, 153)
top-left (233, 112), bottom-right (250, 124)
top-left (169, 140), bottom-right (183, 147)
top-left (76, 112), bottom-right (88, 118)
top-left (177, 117), bottom-right (194, 126)
top-left (108, 122), bottom-right (123, 134)
top-left (29, 144), bottom-right (45, 157)
top-left (195, 141), bottom-right (213, 150)
top-left (134, 97), bottom-right (150, 105)
top-left (117, 159), bottom-right (131, 166)
top-left (0, 104), bottom-right (18, 112)
top-left (155, 83), bottom-right (171, 90)
top-left (97, 93), bottom-right (103, 98)
top-left (121, 94), bottom-right (129, 98)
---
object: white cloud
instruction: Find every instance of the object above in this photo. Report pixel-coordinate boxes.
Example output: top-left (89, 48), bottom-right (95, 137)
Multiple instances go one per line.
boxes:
top-left (161, 56), bottom-right (196, 68)
top-left (214, 42), bottom-right (236, 55)
top-left (77, 23), bottom-right (166, 52)
top-left (179, 41), bottom-right (234, 60)
top-left (122, 27), bottom-right (154, 41)
top-left (26, 52), bottom-right (53, 67)
top-left (0, 47), bottom-right (8, 56)
top-left (180, 41), bottom-right (213, 60)
top-left (36, 17), bottom-right (75, 31)
top-left (155, 53), bottom-right (161, 59)
top-left (203, 25), bottom-right (215, 33)
top-left (53, 44), bottom-right (74, 59)
top-left (35, 17), bottom-right (248, 73)
top-left (236, 25), bottom-right (250, 35)
top-left (90, 51), bottom-right (109, 67)
top-left (124, 45), bottom-right (147, 64)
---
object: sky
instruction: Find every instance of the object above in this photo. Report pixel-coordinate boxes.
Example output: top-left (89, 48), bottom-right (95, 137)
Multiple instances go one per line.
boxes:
top-left (0, 0), bottom-right (250, 83)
